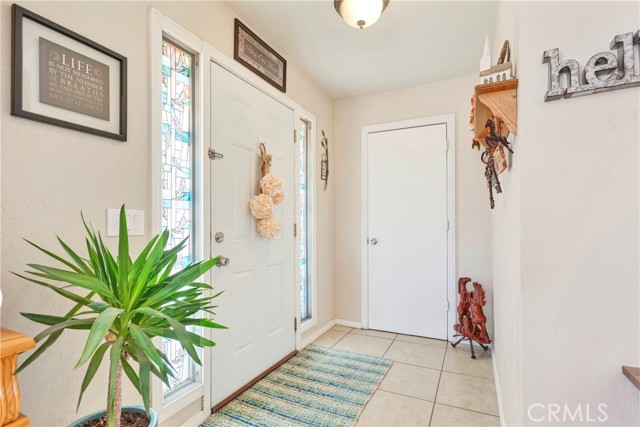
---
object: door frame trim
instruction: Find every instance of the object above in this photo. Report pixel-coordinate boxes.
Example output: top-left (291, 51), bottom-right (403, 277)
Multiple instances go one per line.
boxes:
top-left (149, 8), bottom-right (211, 423)
top-left (150, 8), bottom-right (308, 423)
top-left (295, 111), bottom-right (319, 337)
top-left (360, 114), bottom-right (457, 341)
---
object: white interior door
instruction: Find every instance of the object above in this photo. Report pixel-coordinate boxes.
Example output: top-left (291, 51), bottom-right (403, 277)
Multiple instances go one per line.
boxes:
top-left (209, 62), bottom-right (296, 407)
top-left (367, 124), bottom-right (448, 339)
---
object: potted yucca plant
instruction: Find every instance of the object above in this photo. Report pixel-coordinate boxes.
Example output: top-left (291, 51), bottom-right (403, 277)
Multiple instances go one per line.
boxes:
top-left (14, 206), bottom-right (225, 427)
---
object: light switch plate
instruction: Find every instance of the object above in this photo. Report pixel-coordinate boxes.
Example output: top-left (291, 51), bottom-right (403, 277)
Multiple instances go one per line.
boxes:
top-left (106, 209), bottom-right (145, 236)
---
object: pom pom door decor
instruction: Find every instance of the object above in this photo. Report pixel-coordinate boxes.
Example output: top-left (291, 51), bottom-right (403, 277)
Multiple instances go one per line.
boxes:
top-left (248, 143), bottom-right (286, 239)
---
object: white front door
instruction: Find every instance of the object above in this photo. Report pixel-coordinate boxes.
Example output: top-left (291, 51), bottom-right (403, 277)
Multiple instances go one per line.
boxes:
top-left (209, 62), bottom-right (296, 407)
top-left (367, 124), bottom-right (448, 339)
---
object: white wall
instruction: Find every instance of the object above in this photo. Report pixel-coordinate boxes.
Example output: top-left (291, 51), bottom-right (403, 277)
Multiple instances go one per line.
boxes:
top-left (0, 1), bottom-right (335, 425)
top-left (490, 1), bottom-right (524, 425)
top-left (492, 1), bottom-right (640, 426)
top-left (334, 75), bottom-right (494, 334)
top-left (518, 2), bottom-right (639, 425)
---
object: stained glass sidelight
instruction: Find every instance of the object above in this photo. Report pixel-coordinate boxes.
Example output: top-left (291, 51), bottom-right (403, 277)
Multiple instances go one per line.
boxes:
top-left (161, 39), bottom-right (196, 395)
top-left (299, 119), bottom-right (311, 322)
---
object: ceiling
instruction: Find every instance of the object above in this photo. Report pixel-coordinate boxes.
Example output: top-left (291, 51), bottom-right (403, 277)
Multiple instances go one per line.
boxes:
top-left (226, 1), bottom-right (498, 99)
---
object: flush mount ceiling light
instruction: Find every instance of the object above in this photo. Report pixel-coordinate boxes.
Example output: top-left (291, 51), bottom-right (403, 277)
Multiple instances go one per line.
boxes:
top-left (334, 0), bottom-right (389, 30)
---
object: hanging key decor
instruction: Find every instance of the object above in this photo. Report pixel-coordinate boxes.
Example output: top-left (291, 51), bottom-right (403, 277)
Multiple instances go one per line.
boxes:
top-left (482, 147), bottom-right (502, 209)
top-left (472, 117), bottom-right (510, 209)
top-left (321, 130), bottom-right (329, 191)
top-left (249, 143), bottom-right (286, 238)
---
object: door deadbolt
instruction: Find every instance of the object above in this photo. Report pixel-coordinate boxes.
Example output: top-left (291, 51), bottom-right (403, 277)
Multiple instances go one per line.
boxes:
top-left (215, 232), bottom-right (225, 243)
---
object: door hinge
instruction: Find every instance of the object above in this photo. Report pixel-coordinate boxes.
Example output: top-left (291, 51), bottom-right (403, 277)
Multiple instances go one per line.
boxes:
top-left (446, 219), bottom-right (450, 231)
top-left (294, 223), bottom-right (297, 238)
top-left (208, 148), bottom-right (224, 160)
top-left (445, 140), bottom-right (449, 151)
top-left (447, 300), bottom-right (451, 312)
top-left (294, 317), bottom-right (298, 332)
top-left (294, 129), bottom-right (297, 143)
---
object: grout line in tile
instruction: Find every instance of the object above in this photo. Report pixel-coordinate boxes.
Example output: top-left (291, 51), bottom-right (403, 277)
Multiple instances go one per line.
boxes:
top-left (382, 334), bottom-right (396, 358)
top-left (320, 330), bottom-right (500, 424)
top-left (434, 402), bottom-right (501, 419)
top-left (427, 341), bottom-right (449, 427)
top-left (376, 388), bottom-right (436, 404)
top-left (351, 328), bottom-right (399, 425)
top-left (379, 336), bottom-right (394, 357)
top-left (441, 368), bottom-right (494, 381)
top-left (356, 348), bottom-right (396, 419)
top-left (390, 360), bottom-right (442, 373)
top-left (341, 331), bottom-right (395, 346)
top-left (386, 338), bottom-right (450, 351)
top-left (330, 330), bottom-right (349, 348)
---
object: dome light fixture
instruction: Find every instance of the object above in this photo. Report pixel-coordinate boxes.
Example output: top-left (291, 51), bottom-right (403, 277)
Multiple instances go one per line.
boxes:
top-left (334, 0), bottom-right (390, 30)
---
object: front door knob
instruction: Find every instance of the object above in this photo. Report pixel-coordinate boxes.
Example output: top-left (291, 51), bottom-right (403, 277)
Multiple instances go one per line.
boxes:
top-left (216, 256), bottom-right (230, 267)
top-left (370, 238), bottom-right (378, 245)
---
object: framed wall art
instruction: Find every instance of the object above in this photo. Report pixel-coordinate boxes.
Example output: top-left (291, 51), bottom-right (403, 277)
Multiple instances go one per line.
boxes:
top-left (11, 4), bottom-right (127, 141)
top-left (234, 18), bottom-right (287, 92)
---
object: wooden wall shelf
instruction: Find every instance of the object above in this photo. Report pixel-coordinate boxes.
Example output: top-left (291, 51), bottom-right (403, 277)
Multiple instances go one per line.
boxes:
top-left (0, 328), bottom-right (35, 427)
top-left (474, 79), bottom-right (518, 148)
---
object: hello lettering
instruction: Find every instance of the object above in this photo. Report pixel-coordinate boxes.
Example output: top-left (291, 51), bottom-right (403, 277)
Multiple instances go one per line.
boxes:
top-left (543, 31), bottom-right (640, 101)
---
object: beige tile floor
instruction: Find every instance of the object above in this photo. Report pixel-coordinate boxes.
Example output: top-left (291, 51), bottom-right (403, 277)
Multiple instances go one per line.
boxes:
top-left (313, 326), bottom-right (500, 427)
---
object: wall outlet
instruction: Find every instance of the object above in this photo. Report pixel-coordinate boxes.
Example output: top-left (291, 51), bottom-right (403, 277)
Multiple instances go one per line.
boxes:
top-left (106, 209), bottom-right (145, 236)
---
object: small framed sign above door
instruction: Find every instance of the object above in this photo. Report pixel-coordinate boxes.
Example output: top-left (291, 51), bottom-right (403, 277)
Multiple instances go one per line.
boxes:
top-left (234, 19), bottom-right (287, 93)
top-left (11, 4), bottom-right (127, 141)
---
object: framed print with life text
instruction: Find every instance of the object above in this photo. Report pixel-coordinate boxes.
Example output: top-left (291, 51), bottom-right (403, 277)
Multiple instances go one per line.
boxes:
top-left (234, 19), bottom-right (287, 92)
top-left (12, 4), bottom-right (127, 141)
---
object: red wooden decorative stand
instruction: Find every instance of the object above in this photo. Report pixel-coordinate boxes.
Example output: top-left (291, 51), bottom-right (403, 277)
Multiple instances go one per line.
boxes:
top-left (451, 277), bottom-right (491, 359)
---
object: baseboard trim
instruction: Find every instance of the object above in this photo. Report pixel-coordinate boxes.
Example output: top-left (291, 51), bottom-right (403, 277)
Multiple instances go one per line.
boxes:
top-left (492, 346), bottom-right (505, 426)
top-left (300, 319), bottom-right (337, 348)
top-left (336, 319), bottom-right (362, 329)
top-left (182, 410), bottom-right (208, 427)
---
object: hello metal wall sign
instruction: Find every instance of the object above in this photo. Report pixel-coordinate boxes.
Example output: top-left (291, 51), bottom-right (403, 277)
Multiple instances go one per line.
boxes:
top-left (543, 31), bottom-right (639, 101)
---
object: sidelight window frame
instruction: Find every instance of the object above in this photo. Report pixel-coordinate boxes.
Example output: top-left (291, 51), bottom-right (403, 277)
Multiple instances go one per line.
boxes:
top-left (296, 112), bottom-right (318, 333)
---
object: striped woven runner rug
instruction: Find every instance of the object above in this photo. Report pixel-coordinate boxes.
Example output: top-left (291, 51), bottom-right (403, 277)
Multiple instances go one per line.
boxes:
top-left (202, 344), bottom-right (392, 427)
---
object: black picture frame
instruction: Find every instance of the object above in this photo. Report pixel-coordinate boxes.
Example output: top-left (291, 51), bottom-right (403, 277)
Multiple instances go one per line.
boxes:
top-left (11, 3), bottom-right (127, 141)
top-left (234, 19), bottom-right (287, 93)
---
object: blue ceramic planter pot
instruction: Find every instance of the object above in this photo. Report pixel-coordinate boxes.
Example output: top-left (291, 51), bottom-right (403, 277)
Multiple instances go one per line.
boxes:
top-left (68, 406), bottom-right (158, 427)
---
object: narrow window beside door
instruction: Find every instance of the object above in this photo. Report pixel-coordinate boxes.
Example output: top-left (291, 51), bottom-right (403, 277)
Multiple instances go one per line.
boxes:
top-left (299, 119), bottom-right (312, 323)
top-left (161, 39), bottom-right (198, 398)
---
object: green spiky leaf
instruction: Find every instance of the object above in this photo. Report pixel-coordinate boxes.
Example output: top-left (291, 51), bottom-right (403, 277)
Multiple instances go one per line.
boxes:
top-left (16, 207), bottom-right (225, 423)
